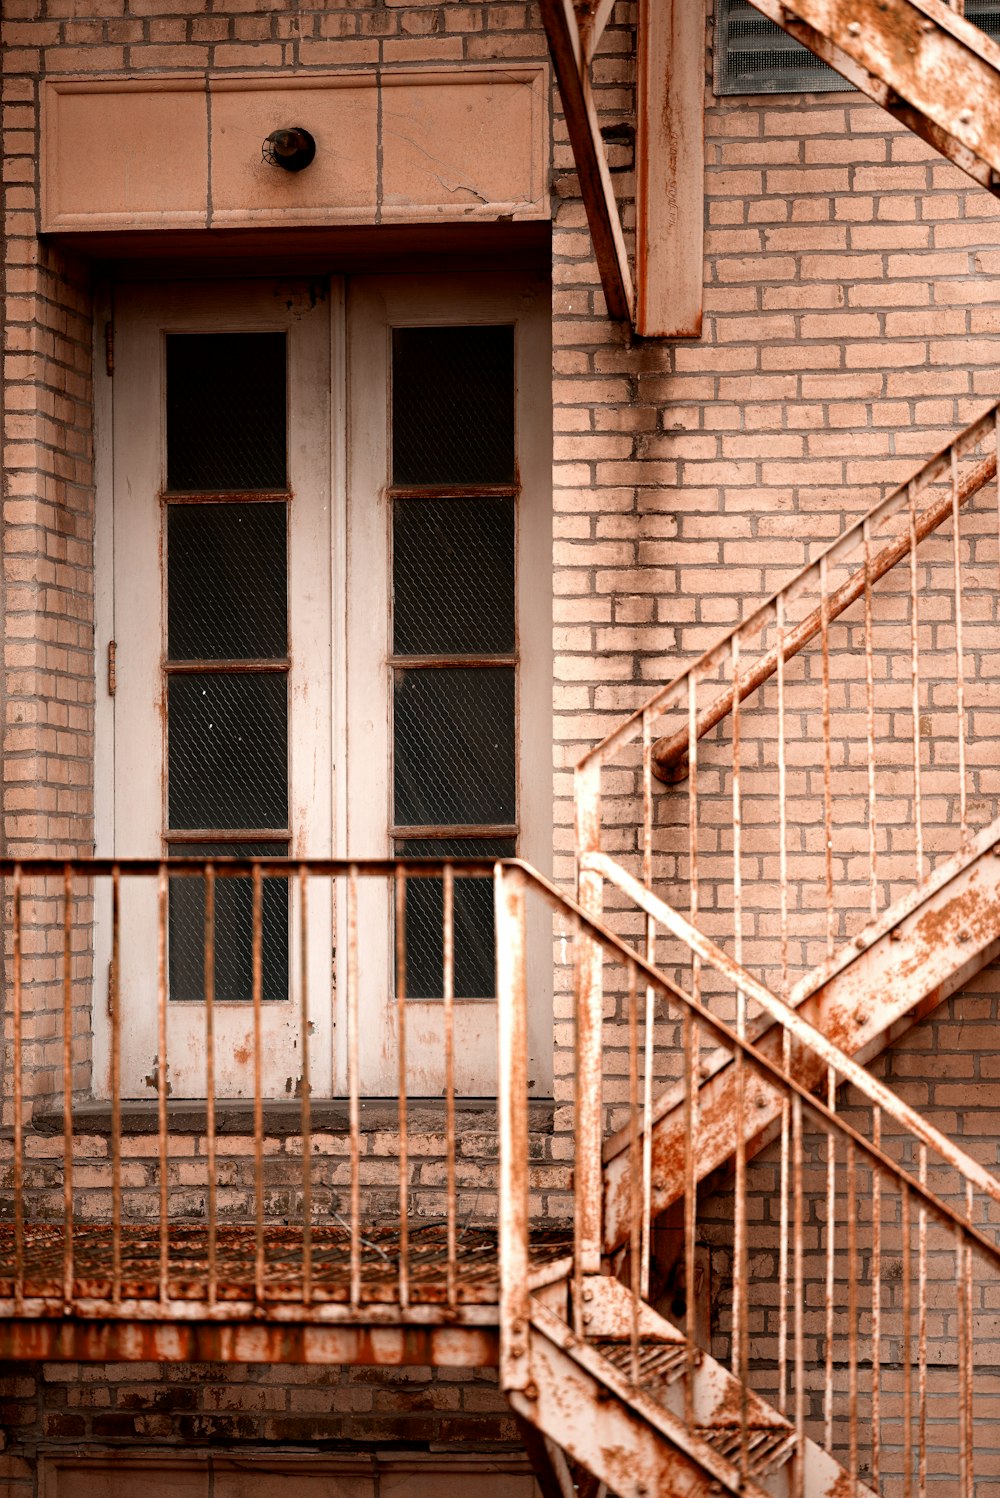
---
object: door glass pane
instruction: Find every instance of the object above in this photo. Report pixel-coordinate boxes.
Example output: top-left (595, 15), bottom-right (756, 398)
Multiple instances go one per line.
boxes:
top-left (393, 667), bottom-right (515, 827)
top-left (168, 502), bottom-right (287, 661)
top-left (391, 326), bottom-right (515, 486)
top-left (166, 332), bottom-right (287, 492)
top-left (168, 843), bottom-right (289, 1003)
top-left (397, 838), bottom-right (515, 999)
top-left (168, 673), bottom-right (288, 830)
top-left (393, 497), bottom-right (514, 656)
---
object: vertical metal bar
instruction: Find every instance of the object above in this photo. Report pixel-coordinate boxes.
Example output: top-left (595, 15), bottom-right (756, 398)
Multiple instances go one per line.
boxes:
top-left (847, 1138), bottom-right (858, 1479)
top-left (682, 673), bottom-right (700, 1340)
top-left (820, 554), bottom-right (834, 960)
top-left (110, 865), bottom-right (122, 1308)
top-left (902, 1182), bottom-right (913, 1498)
top-left (299, 865), bottom-right (312, 1307)
top-left (776, 596), bottom-right (790, 1417)
top-left (574, 757), bottom-right (605, 1283)
top-left (627, 961), bottom-right (641, 1385)
top-left (251, 863), bottom-right (265, 1308)
top-left (157, 863), bottom-right (169, 1305)
top-left (871, 1106), bottom-right (882, 1491)
top-left (908, 479), bottom-right (925, 881)
top-left (443, 864), bottom-right (457, 1310)
top-left (918, 1143), bottom-right (928, 1498)
top-left (12, 866), bottom-right (24, 1314)
top-left (496, 864), bottom-right (531, 1393)
top-left (958, 1180), bottom-right (970, 1498)
top-left (395, 867), bottom-right (410, 1311)
top-left (730, 635), bottom-right (748, 1480)
top-left (348, 865), bottom-right (361, 1307)
top-left (863, 517), bottom-right (878, 920)
top-left (951, 447), bottom-right (968, 840)
top-left (957, 1215), bottom-right (970, 1498)
top-left (792, 1093), bottom-right (805, 1498)
top-left (204, 865), bottom-right (217, 1310)
top-left (683, 1002), bottom-right (698, 1427)
top-left (823, 1069), bottom-right (836, 1452)
top-left (62, 864), bottom-right (75, 1307)
top-left (641, 708), bottom-right (656, 1300)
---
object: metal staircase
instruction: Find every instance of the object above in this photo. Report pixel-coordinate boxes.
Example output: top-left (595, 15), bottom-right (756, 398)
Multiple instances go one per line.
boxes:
top-left (497, 402), bottom-right (1000, 1493)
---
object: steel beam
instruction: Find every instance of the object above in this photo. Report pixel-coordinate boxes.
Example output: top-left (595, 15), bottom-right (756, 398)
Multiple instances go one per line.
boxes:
top-left (749, 0), bottom-right (1000, 194)
top-left (602, 820), bottom-right (1000, 1254)
top-left (539, 0), bottom-right (634, 322)
top-left (0, 1318), bottom-right (499, 1366)
top-left (635, 0), bottom-right (704, 336)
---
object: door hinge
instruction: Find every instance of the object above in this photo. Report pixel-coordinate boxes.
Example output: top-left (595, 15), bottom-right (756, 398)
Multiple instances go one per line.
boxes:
top-left (107, 639), bottom-right (117, 696)
top-left (105, 320), bottom-right (114, 377)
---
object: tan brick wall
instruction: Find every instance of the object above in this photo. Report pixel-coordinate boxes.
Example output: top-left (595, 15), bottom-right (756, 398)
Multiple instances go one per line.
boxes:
top-left (4, 0), bottom-right (1000, 1486)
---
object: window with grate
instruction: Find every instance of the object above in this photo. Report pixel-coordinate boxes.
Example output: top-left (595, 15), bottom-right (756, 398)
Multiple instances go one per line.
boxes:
top-left (164, 332), bottom-right (290, 1003)
top-left (714, 0), bottom-right (1000, 97)
top-left (389, 325), bottom-right (518, 1000)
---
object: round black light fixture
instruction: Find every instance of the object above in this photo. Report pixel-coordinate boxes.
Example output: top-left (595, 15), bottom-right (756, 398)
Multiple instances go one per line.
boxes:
top-left (262, 127), bottom-right (317, 173)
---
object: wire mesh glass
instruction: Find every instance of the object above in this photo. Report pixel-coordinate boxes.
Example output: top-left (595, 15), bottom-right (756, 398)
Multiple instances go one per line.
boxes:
top-left (393, 667), bottom-right (515, 828)
top-left (166, 333), bottom-right (287, 492)
top-left (167, 501), bottom-right (287, 661)
top-left (168, 672), bottom-right (288, 831)
top-left (391, 325), bottom-right (515, 487)
top-left (167, 843), bottom-right (289, 1003)
top-left (396, 838), bottom-right (515, 999)
top-left (393, 496), bottom-right (515, 656)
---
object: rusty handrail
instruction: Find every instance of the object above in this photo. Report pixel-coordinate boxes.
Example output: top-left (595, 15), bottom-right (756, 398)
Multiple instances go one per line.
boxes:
top-left (575, 399), bottom-right (999, 782)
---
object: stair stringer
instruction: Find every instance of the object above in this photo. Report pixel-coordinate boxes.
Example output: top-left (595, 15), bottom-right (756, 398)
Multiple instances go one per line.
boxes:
top-left (599, 820), bottom-right (1000, 1253)
top-left (511, 1290), bottom-right (875, 1498)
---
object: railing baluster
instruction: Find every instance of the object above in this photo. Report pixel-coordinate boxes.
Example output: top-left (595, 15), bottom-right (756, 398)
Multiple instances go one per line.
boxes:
top-left (395, 868), bottom-right (410, 1311)
top-left (204, 865), bottom-right (216, 1309)
top-left (863, 517), bottom-right (878, 919)
top-left (681, 674), bottom-right (699, 1336)
top-left (823, 1069), bottom-right (836, 1453)
top-left (111, 865), bottom-right (122, 1309)
top-left (730, 635), bottom-right (749, 1479)
top-left (682, 1003), bottom-right (698, 1426)
top-left (792, 1093), bottom-right (805, 1498)
top-left (963, 1180), bottom-right (975, 1496)
top-left (252, 864), bottom-right (265, 1309)
top-left (156, 863), bottom-right (169, 1306)
top-left (951, 446), bottom-right (968, 841)
top-left (627, 961), bottom-right (641, 1386)
top-left (348, 865), bottom-right (361, 1308)
top-left (918, 1142), bottom-right (928, 1498)
top-left (642, 707), bottom-right (656, 1299)
top-left (62, 865), bottom-right (75, 1308)
top-left (776, 595), bottom-right (790, 1415)
top-left (12, 866), bottom-right (24, 1314)
top-left (299, 865), bottom-right (312, 1307)
top-left (847, 1138), bottom-right (858, 1478)
top-left (820, 554), bottom-right (834, 961)
top-left (903, 1181), bottom-right (913, 1498)
top-left (871, 1106), bottom-right (882, 1491)
top-left (957, 1215), bottom-right (970, 1498)
top-left (443, 865), bottom-right (457, 1310)
top-left (908, 478), bottom-right (925, 881)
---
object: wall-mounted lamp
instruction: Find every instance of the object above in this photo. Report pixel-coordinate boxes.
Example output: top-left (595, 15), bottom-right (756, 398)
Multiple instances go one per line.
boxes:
top-left (262, 127), bottom-right (317, 173)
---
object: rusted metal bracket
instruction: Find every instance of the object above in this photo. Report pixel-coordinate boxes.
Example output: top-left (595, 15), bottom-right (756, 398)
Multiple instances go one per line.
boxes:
top-left (539, 0), bottom-right (635, 323)
top-left (749, 0), bottom-right (1000, 195)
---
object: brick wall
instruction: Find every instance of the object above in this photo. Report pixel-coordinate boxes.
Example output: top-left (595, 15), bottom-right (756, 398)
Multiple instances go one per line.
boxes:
top-left (4, 0), bottom-right (1000, 1489)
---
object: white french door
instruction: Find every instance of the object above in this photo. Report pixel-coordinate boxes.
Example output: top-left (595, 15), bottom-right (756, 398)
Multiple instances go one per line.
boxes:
top-left (344, 275), bottom-right (552, 1095)
top-left (97, 272), bottom-right (552, 1100)
top-left (104, 280), bottom-right (334, 1098)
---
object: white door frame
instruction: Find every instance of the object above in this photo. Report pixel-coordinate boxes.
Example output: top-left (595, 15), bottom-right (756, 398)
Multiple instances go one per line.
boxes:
top-left (94, 278), bottom-right (336, 1100)
top-left (340, 272), bottom-right (553, 1096)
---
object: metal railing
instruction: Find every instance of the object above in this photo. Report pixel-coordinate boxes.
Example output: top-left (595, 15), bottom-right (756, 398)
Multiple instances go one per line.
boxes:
top-left (497, 859), bottom-right (1000, 1495)
top-left (0, 856), bottom-right (569, 1331)
top-left (575, 400), bottom-right (1000, 1005)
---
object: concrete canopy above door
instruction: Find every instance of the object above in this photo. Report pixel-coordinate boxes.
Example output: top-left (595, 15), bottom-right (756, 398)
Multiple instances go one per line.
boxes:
top-left (40, 68), bottom-right (549, 235)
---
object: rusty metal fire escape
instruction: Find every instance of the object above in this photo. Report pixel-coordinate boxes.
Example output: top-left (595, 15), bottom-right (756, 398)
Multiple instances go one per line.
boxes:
top-left (4, 6), bottom-right (1000, 1497)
